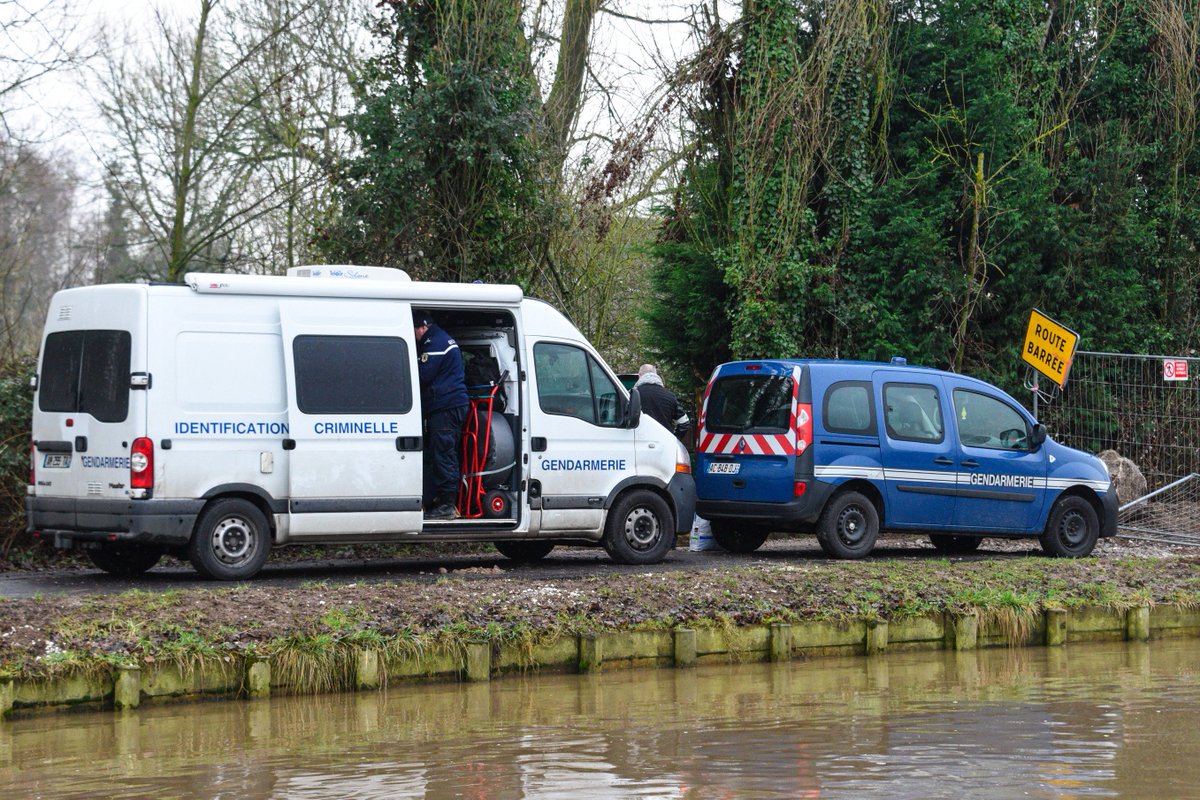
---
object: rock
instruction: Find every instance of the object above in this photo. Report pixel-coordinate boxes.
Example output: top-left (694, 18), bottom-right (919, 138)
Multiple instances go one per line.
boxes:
top-left (1099, 450), bottom-right (1147, 505)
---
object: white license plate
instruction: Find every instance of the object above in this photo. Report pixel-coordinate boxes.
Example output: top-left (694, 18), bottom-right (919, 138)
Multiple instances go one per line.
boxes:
top-left (708, 462), bottom-right (741, 475)
top-left (43, 454), bottom-right (71, 468)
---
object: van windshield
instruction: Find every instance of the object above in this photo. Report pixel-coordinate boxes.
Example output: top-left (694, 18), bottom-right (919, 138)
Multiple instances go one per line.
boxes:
top-left (706, 375), bottom-right (793, 434)
top-left (39, 330), bottom-right (131, 423)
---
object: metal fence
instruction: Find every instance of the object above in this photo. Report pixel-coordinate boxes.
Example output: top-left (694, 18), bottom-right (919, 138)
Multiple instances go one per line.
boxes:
top-left (1037, 351), bottom-right (1200, 490)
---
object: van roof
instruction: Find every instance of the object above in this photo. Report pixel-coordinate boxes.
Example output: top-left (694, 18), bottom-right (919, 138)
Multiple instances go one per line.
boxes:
top-left (713, 358), bottom-right (1018, 399)
top-left (185, 272), bottom-right (524, 304)
top-left (716, 358), bottom-right (942, 373)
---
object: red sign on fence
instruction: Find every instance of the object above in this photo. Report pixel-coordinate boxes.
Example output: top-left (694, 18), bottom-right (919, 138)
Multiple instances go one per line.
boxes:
top-left (1163, 359), bottom-right (1189, 381)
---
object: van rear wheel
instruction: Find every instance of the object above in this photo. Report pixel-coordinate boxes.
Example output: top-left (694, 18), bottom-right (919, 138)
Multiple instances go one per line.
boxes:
top-left (494, 540), bottom-right (555, 562)
top-left (603, 490), bottom-right (673, 565)
top-left (188, 498), bottom-right (271, 580)
top-left (87, 545), bottom-right (162, 576)
top-left (817, 490), bottom-right (879, 559)
top-left (709, 520), bottom-right (769, 554)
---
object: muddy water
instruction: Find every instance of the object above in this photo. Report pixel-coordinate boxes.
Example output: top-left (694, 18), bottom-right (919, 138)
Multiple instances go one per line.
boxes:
top-left (3, 640), bottom-right (1200, 799)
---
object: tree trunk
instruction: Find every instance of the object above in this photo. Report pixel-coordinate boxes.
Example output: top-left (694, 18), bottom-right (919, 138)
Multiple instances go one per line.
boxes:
top-left (168, 0), bottom-right (214, 282)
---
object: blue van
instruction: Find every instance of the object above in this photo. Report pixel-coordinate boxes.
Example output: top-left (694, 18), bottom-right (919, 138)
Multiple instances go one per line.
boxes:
top-left (694, 359), bottom-right (1116, 558)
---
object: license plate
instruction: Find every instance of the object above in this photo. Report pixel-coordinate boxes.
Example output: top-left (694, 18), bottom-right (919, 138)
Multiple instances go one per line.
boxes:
top-left (43, 454), bottom-right (71, 468)
top-left (708, 462), bottom-right (740, 475)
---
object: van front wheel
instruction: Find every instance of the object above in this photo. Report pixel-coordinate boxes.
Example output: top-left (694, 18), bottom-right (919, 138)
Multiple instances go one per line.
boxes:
top-left (1040, 495), bottom-right (1099, 558)
top-left (603, 490), bottom-right (673, 565)
top-left (189, 498), bottom-right (272, 580)
top-left (817, 491), bottom-right (879, 559)
top-left (710, 521), bottom-right (769, 553)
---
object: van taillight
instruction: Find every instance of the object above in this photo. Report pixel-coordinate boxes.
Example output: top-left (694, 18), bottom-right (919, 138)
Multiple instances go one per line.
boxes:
top-left (131, 438), bottom-right (154, 489)
top-left (795, 403), bottom-right (813, 455)
top-left (29, 442), bottom-right (35, 485)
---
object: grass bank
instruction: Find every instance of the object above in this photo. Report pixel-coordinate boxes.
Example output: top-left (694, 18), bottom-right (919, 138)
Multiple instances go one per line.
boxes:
top-left (2, 555), bottom-right (1197, 701)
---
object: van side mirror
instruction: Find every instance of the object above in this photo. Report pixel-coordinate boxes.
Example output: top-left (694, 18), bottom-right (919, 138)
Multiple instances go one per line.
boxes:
top-left (1030, 423), bottom-right (1047, 448)
top-left (623, 388), bottom-right (642, 429)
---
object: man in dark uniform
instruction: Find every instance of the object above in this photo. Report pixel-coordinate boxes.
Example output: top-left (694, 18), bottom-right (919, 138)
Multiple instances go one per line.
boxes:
top-left (633, 364), bottom-right (690, 439)
top-left (414, 311), bottom-right (469, 519)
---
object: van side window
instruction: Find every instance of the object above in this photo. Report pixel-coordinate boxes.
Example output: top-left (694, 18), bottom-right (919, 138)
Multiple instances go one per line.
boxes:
top-left (293, 335), bottom-right (411, 414)
top-left (39, 330), bottom-right (131, 423)
top-left (883, 383), bottom-right (943, 443)
top-left (953, 390), bottom-right (1029, 451)
top-left (823, 381), bottom-right (874, 434)
top-left (533, 342), bottom-right (620, 427)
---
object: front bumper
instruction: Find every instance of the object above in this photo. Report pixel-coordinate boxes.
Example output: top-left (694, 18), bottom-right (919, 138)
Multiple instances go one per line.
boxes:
top-left (26, 496), bottom-right (203, 547)
top-left (1100, 489), bottom-right (1118, 538)
top-left (669, 472), bottom-right (698, 534)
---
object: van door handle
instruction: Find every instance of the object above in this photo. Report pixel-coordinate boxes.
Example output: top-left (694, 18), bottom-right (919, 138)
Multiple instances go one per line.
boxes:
top-left (74, 436), bottom-right (88, 453)
top-left (960, 459), bottom-right (979, 468)
top-left (531, 437), bottom-right (547, 452)
top-left (396, 436), bottom-right (422, 451)
top-left (282, 438), bottom-right (296, 451)
top-left (933, 456), bottom-right (953, 465)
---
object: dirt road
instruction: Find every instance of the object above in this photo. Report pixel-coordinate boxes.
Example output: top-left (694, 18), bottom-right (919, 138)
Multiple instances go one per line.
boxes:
top-left (0, 533), bottom-right (1176, 600)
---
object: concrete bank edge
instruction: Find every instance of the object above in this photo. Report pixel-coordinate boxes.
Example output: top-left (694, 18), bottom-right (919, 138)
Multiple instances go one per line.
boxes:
top-left (3, 604), bottom-right (1197, 720)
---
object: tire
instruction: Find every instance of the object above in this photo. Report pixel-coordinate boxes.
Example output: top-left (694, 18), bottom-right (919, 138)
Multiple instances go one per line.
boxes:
top-left (1040, 495), bottom-right (1100, 558)
top-left (86, 545), bottom-right (162, 576)
top-left (483, 489), bottom-right (512, 519)
top-left (929, 533), bottom-right (982, 555)
top-left (709, 520), bottom-right (770, 554)
top-left (188, 498), bottom-right (272, 580)
top-left (602, 490), bottom-right (674, 565)
top-left (494, 540), bottom-right (555, 562)
top-left (816, 490), bottom-right (879, 559)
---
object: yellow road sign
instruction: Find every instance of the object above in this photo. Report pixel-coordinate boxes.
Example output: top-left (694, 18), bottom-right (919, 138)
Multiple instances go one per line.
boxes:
top-left (1022, 309), bottom-right (1079, 388)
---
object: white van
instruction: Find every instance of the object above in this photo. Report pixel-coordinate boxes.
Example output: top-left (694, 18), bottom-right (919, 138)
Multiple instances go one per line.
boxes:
top-left (26, 267), bottom-right (696, 579)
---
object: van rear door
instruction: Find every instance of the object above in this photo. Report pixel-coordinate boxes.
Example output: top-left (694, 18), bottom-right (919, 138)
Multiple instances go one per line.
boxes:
top-left (33, 287), bottom-right (147, 508)
top-left (698, 363), bottom-right (802, 503)
top-left (279, 299), bottom-right (423, 536)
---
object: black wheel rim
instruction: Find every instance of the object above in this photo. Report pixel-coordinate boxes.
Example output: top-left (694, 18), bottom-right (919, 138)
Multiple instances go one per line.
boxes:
top-left (837, 505), bottom-right (868, 545)
top-left (1057, 509), bottom-right (1088, 547)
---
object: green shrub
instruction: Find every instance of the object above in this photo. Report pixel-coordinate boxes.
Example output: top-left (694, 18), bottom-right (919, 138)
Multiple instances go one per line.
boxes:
top-left (0, 357), bottom-right (34, 554)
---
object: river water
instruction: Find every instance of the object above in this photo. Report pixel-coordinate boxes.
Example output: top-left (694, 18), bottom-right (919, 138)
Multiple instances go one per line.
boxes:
top-left (2, 639), bottom-right (1198, 799)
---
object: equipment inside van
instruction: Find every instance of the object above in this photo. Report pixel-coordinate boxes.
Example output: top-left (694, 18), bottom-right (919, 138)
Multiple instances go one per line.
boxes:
top-left (27, 267), bottom-right (695, 579)
top-left (695, 359), bottom-right (1116, 558)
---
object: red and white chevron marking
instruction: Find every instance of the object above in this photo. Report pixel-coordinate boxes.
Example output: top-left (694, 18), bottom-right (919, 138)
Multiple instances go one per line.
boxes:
top-left (699, 366), bottom-right (812, 456)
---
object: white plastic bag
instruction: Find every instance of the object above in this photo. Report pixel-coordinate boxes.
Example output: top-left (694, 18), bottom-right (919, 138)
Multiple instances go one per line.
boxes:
top-left (688, 514), bottom-right (720, 552)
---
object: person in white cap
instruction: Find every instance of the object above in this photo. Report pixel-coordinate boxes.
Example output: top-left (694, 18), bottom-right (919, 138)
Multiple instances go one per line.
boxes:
top-left (633, 364), bottom-right (690, 439)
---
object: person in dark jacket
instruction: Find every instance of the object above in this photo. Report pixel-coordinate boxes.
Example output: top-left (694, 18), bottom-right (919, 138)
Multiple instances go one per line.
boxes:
top-left (633, 364), bottom-right (690, 439)
top-left (414, 311), bottom-right (469, 520)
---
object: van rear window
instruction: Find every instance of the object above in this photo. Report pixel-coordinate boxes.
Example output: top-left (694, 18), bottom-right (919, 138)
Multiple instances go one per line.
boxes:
top-left (706, 375), bottom-right (793, 434)
top-left (39, 330), bottom-right (131, 423)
